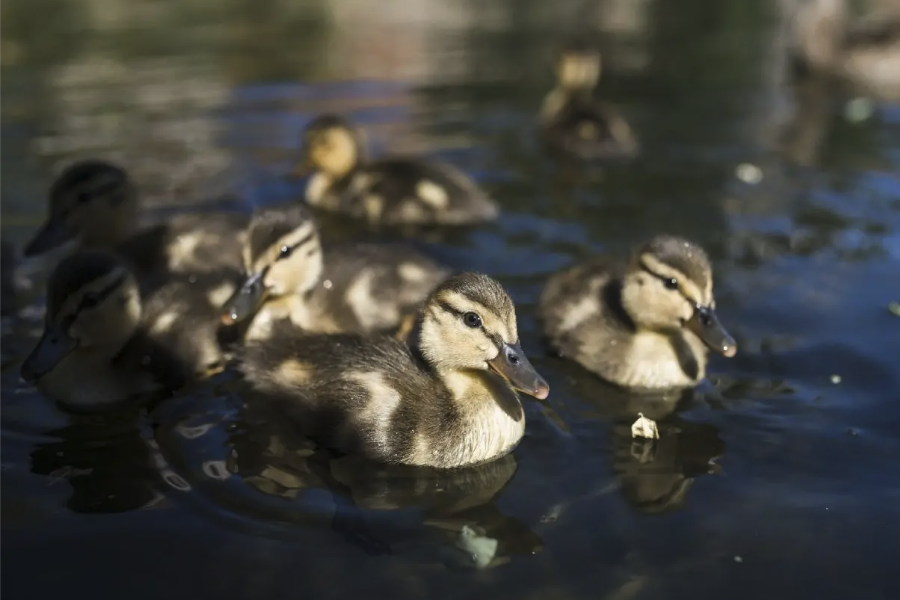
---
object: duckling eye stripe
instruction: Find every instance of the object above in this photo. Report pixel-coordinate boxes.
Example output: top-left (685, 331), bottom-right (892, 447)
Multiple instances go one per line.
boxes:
top-left (437, 300), bottom-right (504, 350)
top-left (78, 274), bottom-right (126, 312)
top-left (640, 254), bottom-right (704, 304)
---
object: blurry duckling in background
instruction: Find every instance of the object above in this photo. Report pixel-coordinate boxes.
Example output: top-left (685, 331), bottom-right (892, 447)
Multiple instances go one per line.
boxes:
top-left (789, 0), bottom-right (900, 100)
top-left (2, 241), bottom-right (30, 316)
top-left (297, 114), bottom-right (499, 226)
top-left (539, 39), bottom-right (638, 161)
top-left (221, 203), bottom-right (451, 340)
top-left (239, 272), bottom-right (549, 469)
top-left (539, 236), bottom-right (736, 390)
top-left (22, 159), bottom-right (247, 285)
top-left (20, 251), bottom-right (227, 410)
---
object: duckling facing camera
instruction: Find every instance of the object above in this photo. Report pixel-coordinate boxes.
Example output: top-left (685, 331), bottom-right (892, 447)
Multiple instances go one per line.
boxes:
top-left (239, 272), bottom-right (549, 469)
top-left (789, 0), bottom-right (900, 99)
top-left (298, 114), bottom-right (499, 226)
top-left (20, 251), bottom-right (227, 410)
top-left (23, 159), bottom-right (247, 280)
top-left (539, 236), bottom-right (736, 390)
top-left (540, 39), bottom-right (638, 161)
top-left (220, 203), bottom-right (451, 340)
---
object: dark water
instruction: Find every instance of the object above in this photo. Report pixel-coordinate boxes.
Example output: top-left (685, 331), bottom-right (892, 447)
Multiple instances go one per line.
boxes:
top-left (2, 0), bottom-right (900, 598)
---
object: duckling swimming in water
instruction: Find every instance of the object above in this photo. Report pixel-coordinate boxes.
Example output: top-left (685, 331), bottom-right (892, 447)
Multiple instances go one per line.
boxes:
top-left (540, 39), bottom-right (638, 161)
top-left (539, 236), bottom-right (736, 390)
top-left (298, 114), bottom-right (499, 226)
top-left (22, 159), bottom-right (247, 281)
top-left (789, 0), bottom-right (900, 100)
top-left (221, 203), bottom-right (451, 340)
top-left (239, 272), bottom-right (549, 469)
top-left (20, 250), bottom-right (226, 410)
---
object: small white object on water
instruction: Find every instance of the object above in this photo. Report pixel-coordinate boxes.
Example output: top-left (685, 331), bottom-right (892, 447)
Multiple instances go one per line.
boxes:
top-left (735, 163), bottom-right (763, 185)
top-left (457, 525), bottom-right (498, 569)
top-left (734, 556), bottom-right (743, 563)
top-left (830, 374), bottom-right (842, 385)
top-left (631, 413), bottom-right (659, 440)
top-left (844, 97), bottom-right (874, 123)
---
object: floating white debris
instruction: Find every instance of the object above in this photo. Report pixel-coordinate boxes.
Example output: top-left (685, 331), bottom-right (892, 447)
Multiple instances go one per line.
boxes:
top-left (631, 413), bottom-right (659, 440)
top-left (736, 163), bottom-right (763, 185)
top-left (734, 555), bottom-right (743, 563)
top-left (844, 97), bottom-right (874, 123)
top-left (457, 525), bottom-right (499, 569)
top-left (830, 374), bottom-right (842, 385)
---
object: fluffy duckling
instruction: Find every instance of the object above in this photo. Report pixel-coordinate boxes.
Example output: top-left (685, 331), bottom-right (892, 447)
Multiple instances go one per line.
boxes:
top-left (298, 114), bottom-right (498, 226)
top-left (540, 39), bottom-right (638, 160)
top-left (20, 251), bottom-right (226, 410)
top-left (239, 272), bottom-right (550, 469)
top-left (789, 0), bottom-right (900, 99)
top-left (539, 236), bottom-right (736, 390)
top-left (23, 159), bottom-right (247, 280)
top-left (221, 203), bottom-right (450, 340)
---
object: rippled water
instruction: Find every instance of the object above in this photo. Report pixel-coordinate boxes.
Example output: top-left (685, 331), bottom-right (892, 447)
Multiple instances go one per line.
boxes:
top-left (2, 0), bottom-right (900, 598)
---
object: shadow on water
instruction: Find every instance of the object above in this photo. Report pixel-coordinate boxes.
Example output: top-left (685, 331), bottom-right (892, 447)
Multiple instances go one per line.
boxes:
top-left (3, 0), bottom-right (900, 599)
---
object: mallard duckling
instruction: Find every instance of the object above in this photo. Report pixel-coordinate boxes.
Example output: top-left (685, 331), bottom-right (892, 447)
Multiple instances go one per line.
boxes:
top-left (22, 159), bottom-right (247, 280)
top-left (239, 272), bottom-right (549, 469)
top-left (540, 39), bottom-right (638, 160)
top-left (789, 0), bottom-right (900, 99)
top-left (298, 114), bottom-right (498, 226)
top-left (20, 250), bottom-right (226, 410)
top-left (221, 203), bottom-right (450, 340)
top-left (539, 236), bottom-right (736, 390)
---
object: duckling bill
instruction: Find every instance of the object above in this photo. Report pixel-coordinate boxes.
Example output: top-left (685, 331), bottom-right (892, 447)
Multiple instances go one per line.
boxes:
top-left (239, 272), bottom-right (548, 469)
top-left (539, 236), bottom-right (736, 390)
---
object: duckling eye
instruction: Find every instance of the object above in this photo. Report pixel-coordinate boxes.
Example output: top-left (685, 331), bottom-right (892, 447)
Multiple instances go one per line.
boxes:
top-left (463, 312), bottom-right (482, 328)
top-left (664, 278), bottom-right (678, 290)
top-left (279, 245), bottom-right (294, 259)
top-left (77, 192), bottom-right (92, 204)
top-left (81, 293), bottom-right (100, 309)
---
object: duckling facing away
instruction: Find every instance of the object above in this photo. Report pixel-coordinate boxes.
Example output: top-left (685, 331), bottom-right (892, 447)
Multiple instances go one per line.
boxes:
top-left (789, 0), bottom-right (900, 99)
top-left (23, 159), bottom-right (247, 281)
top-left (298, 114), bottom-right (498, 226)
top-left (539, 236), bottom-right (736, 390)
top-left (239, 272), bottom-right (550, 469)
top-left (540, 39), bottom-right (638, 160)
top-left (221, 203), bottom-right (451, 340)
top-left (20, 251), bottom-right (226, 410)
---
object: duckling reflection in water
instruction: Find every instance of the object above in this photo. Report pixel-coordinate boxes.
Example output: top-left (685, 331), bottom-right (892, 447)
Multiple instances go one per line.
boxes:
top-left (789, 0), bottom-right (900, 100)
top-left (20, 251), bottom-right (226, 410)
top-left (298, 114), bottom-right (499, 226)
top-left (539, 236), bottom-right (736, 390)
top-left (239, 272), bottom-right (549, 469)
top-left (221, 203), bottom-right (450, 340)
top-left (540, 39), bottom-right (638, 161)
top-left (22, 159), bottom-right (247, 285)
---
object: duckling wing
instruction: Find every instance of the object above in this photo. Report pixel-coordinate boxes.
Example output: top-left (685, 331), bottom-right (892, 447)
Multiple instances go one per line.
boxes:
top-left (309, 242), bottom-right (451, 334)
top-left (351, 159), bottom-right (498, 226)
top-left (240, 329), bottom-right (450, 465)
top-left (542, 97), bottom-right (637, 160)
top-left (140, 275), bottom-right (232, 379)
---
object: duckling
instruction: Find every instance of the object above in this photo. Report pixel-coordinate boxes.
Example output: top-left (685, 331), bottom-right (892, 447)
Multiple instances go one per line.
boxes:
top-left (221, 203), bottom-right (451, 340)
top-left (539, 39), bottom-right (638, 160)
top-left (20, 250), bottom-right (226, 410)
top-left (298, 114), bottom-right (498, 226)
top-left (789, 0), bottom-right (900, 99)
top-left (539, 236), bottom-right (737, 390)
top-left (239, 272), bottom-right (550, 469)
top-left (22, 159), bottom-right (247, 281)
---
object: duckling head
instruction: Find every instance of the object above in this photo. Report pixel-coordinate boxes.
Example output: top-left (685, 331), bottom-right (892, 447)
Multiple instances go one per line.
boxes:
top-left (621, 236), bottom-right (737, 358)
top-left (23, 160), bottom-right (138, 258)
top-left (221, 204), bottom-right (323, 325)
top-left (297, 114), bottom-right (366, 179)
top-left (556, 39), bottom-right (602, 91)
top-left (21, 251), bottom-right (142, 382)
top-left (417, 272), bottom-right (550, 400)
